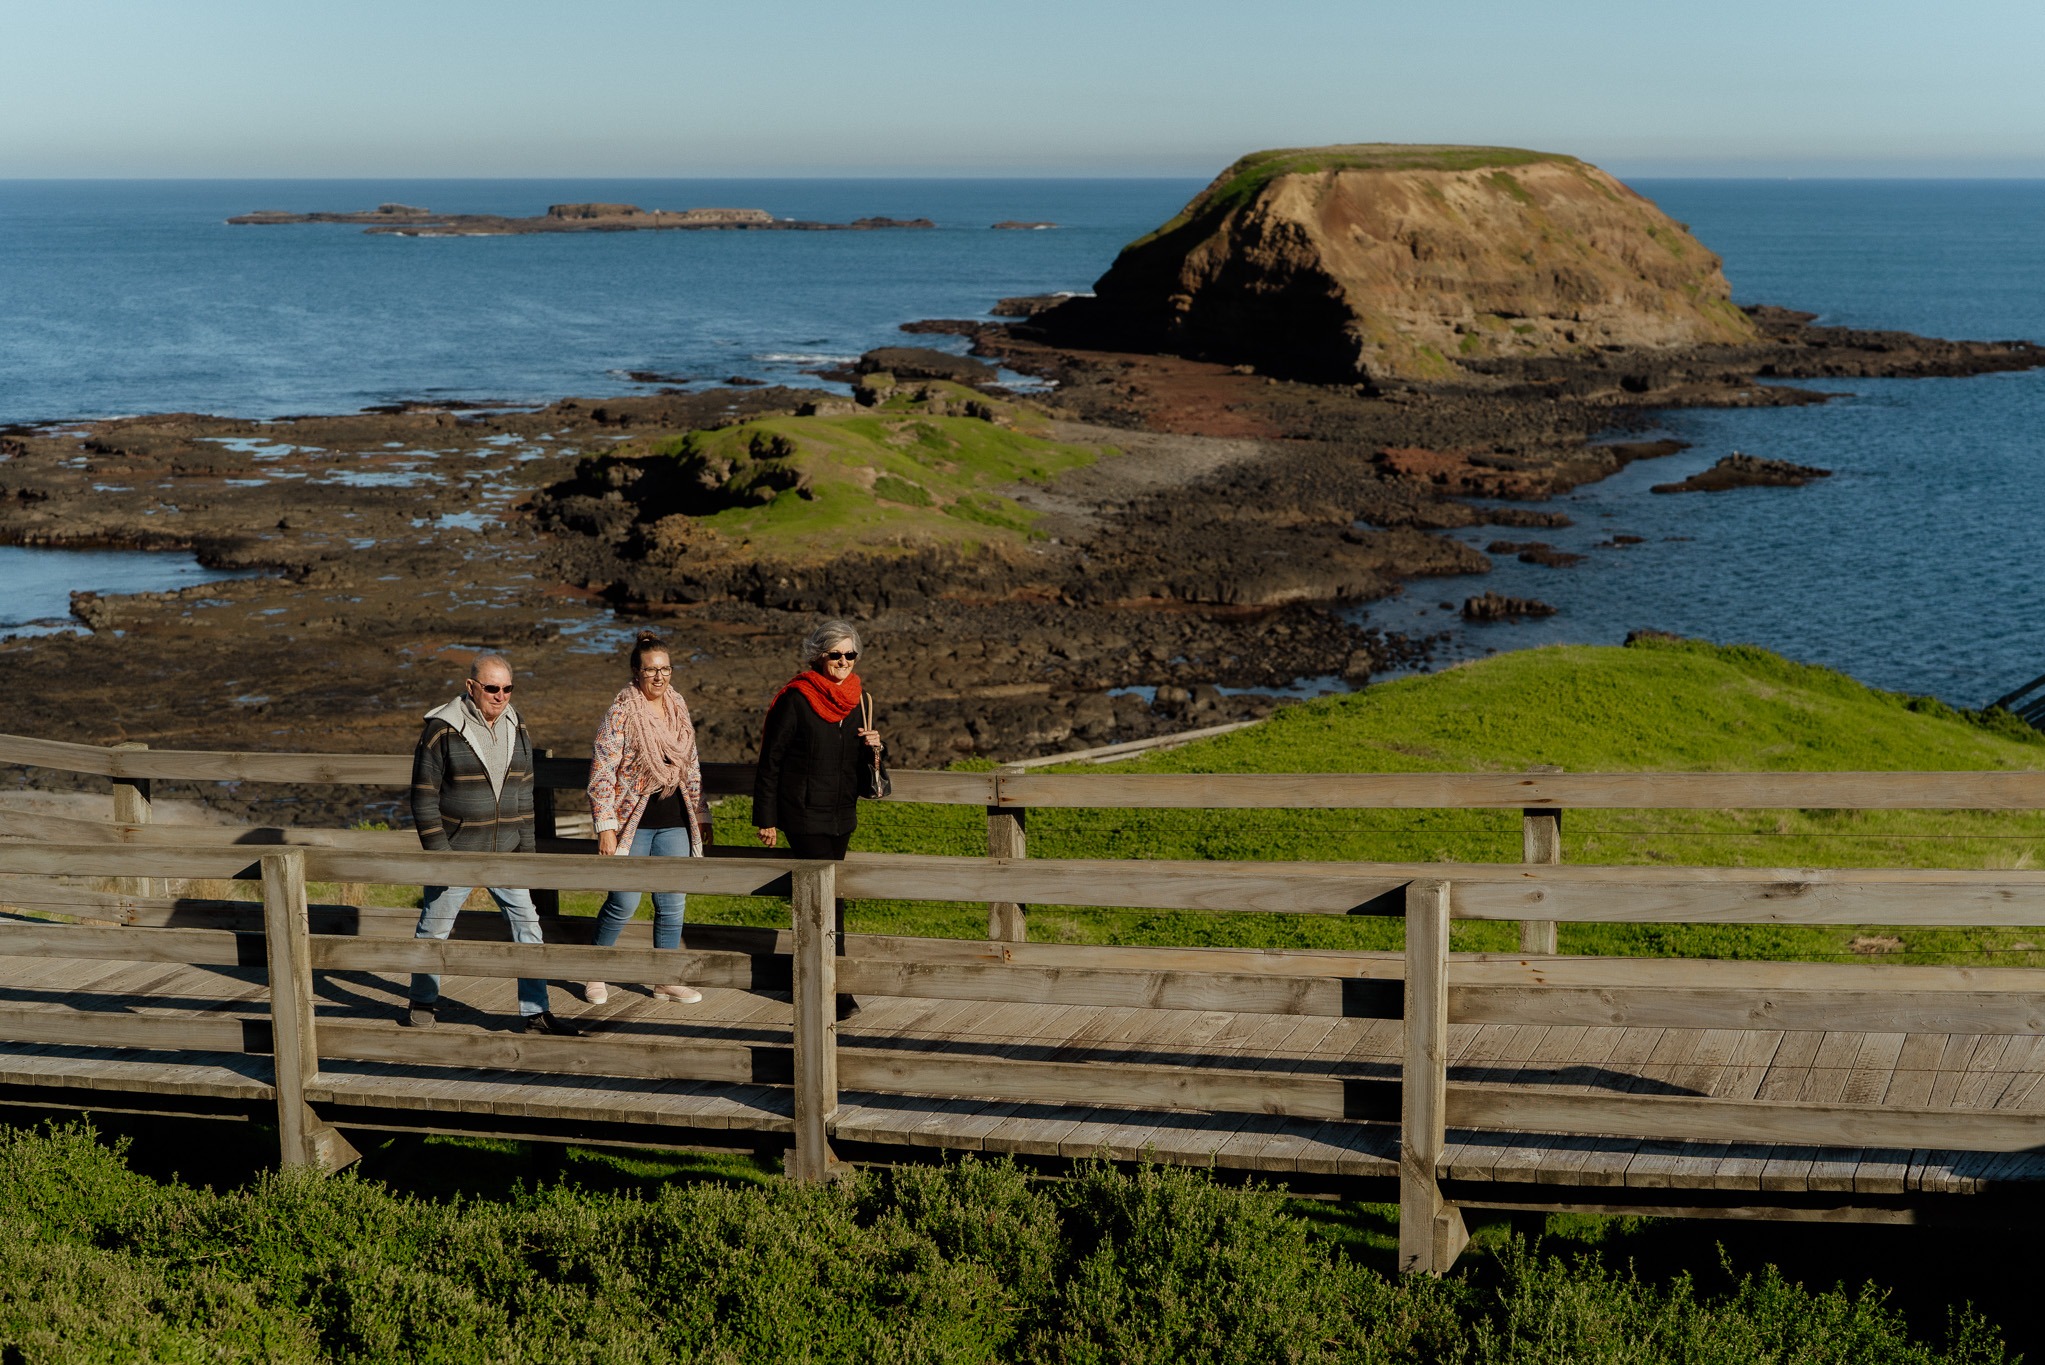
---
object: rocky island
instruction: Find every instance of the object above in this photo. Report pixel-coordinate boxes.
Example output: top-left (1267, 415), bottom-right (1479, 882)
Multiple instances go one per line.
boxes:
top-left (8, 143), bottom-right (2044, 825)
top-left (229, 202), bottom-right (936, 236)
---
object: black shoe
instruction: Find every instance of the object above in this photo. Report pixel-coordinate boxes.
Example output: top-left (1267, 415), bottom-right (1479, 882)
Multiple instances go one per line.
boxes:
top-left (835, 995), bottom-right (863, 1022)
top-left (519, 1010), bottom-right (583, 1037)
top-left (402, 1002), bottom-right (437, 1028)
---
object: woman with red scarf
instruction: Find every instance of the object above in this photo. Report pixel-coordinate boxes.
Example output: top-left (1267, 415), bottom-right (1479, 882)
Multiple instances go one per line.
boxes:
top-left (753, 618), bottom-right (885, 860)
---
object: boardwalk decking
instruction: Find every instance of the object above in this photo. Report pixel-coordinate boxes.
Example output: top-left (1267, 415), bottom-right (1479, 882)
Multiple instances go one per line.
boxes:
top-left (6, 948), bottom-right (2041, 1202)
top-left (11, 729), bottom-right (2045, 1271)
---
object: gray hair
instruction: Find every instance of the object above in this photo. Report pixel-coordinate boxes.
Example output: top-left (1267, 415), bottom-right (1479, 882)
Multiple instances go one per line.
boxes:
top-left (468, 651), bottom-right (513, 680)
top-left (800, 619), bottom-right (861, 665)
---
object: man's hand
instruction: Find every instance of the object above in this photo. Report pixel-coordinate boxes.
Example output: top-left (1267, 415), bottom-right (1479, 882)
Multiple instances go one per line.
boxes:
top-left (757, 826), bottom-right (778, 848)
top-left (597, 830), bottom-right (618, 856)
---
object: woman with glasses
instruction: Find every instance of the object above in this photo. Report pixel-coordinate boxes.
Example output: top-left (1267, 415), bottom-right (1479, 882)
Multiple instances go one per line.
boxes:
top-left (753, 618), bottom-right (885, 862)
top-left (754, 619), bottom-right (886, 1019)
top-left (584, 630), bottom-right (709, 1005)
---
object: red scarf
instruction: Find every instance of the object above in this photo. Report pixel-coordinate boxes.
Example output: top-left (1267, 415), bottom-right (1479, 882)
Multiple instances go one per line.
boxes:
top-left (768, 669), bottom-right (862, 733)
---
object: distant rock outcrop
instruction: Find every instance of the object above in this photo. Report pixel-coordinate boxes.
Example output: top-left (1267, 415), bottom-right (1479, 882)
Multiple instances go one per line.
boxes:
top-left (1034, 144), bottom-right (1759, 383)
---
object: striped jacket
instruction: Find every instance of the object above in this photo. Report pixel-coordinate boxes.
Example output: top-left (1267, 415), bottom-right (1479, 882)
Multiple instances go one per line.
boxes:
top-left (410, 702), bottom-right (536, 854)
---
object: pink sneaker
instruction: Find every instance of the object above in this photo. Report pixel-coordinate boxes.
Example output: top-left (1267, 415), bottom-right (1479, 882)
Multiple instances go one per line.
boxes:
top-left (652, 984), bottom-right (703, 1004)
top-left (583, 981), bottom-right (608, 1005)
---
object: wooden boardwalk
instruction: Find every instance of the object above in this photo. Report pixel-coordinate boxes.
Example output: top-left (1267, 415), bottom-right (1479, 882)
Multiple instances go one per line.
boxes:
top-left (10, 729), bottom-right (2045, 1272)
top-left (7, 939), bottom-right (2043, 1205)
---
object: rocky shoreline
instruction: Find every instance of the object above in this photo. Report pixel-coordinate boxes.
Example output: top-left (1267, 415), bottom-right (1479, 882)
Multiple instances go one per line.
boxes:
top-left (1, 300), bottom-right (2039, 827)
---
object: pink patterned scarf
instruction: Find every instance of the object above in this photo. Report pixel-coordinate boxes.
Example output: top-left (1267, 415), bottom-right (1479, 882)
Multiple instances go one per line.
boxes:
top-left (616, 684), bottom-right (699, 799)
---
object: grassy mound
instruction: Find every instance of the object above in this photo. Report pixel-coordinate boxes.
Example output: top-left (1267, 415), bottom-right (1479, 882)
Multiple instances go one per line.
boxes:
top-left (632, 383), bottom-right (1106, 558)
top-left (0, 1121), bottom-right (2009, 1364)
top-left (1130, 143), bottom-right (1578, 248)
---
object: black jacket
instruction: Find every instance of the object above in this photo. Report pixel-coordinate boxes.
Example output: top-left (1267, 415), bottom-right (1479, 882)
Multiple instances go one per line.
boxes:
top-left (410, 711), bottom-right (536, 854)
top-left (753, 689), bottom-right (882, 837)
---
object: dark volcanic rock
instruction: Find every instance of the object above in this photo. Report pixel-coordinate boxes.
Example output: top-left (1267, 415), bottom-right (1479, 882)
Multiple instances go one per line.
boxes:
top-left (1652, 453), bottom-right (1833, 494)
top-left (1463, 592), bottom-right (1557, 621)
top-left (992, 295), bottom-right (1079, 318)
top-left (856, 348), bottom-right (996, 384)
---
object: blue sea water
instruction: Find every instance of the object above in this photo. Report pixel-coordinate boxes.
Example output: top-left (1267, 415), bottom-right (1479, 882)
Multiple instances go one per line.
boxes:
top-left (1366, 180), bottom-right (2045, 705)
top-left (2, 177), bottom-right (2043, 702)
top-left (0, 179), bottom-right (1200, 421)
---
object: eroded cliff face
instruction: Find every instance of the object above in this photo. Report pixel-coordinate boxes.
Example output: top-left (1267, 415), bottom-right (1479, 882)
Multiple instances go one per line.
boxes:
top-left (1040, 145), bottom-right (1757, 382)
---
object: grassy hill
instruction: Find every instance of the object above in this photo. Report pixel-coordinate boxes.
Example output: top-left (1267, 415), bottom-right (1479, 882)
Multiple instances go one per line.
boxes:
top-left (697, 638), bottom-right (2045, 959)
top-left (1129, 143), bottom-right (1580, 248)
top-left (630, 383), bottom-right (1106, 559)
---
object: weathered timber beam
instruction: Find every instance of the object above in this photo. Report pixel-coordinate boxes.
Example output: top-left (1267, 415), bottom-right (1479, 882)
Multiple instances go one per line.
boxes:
top-left (835, 1050), bottom-right (1388, 1120)
top-left (995, 770), bottom-right (2045, 810)
top-left (315, 1021), bottom-right (788, 1086)
top-left (1449, 1088), bottom-right (2045, 1153)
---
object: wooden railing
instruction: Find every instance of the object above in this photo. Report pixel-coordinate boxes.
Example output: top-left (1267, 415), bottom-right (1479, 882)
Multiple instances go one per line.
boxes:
top-left (11, 730), bottom-right (2045, 950)
top-left (7, 829), bottom-right (2045, 1273)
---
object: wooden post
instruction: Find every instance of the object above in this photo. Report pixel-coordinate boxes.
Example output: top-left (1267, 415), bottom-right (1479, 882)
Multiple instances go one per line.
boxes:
top-left (531, 746), bottom-right (561, 919)
top-left (260, 849), bottom-right (359, 1173)
top-left (107, 741), bottom-right (165, 900)
top-left (790, 862), bottom-right (841, 1182)
top-left (987, 765), bottom-right (1027, 942)
top-left (1400, 877), bottom-right (1466, 1275)
top-left (1519, 808), bottom-right (1561, 955)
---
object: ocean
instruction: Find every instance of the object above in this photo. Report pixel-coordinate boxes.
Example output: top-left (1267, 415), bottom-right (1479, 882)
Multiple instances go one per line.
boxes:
top-left (2, 177), bottom-right (2042, 703)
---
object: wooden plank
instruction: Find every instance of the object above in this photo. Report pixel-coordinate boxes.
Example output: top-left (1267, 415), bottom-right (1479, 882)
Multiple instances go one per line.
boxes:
top-left (836, 1048), bottom-right (1352, 1119)
top-left (994, 770), bottom-right (2045, 811)
top-left (0, 922), bottom-right (256, 966)
top-left (0, 733), bottom-right (411, 785)
top-left (1452, 986), bottom-right (2045, 1034)
top-left (790, 864), bottom-right (838, 1183)
top-left (1452, 875), bottom-right (2045, 926)
top-left (1449, 1087), bottom-right (2045, 1153)
top-left (986, 772), bottom-right (1027, 943)
top-left (262, 851), bottom-right (339, 1169)
top-left (312, 938), bottom-right (779, 991)
top-left (1399, 878), bottom-right (1465, 1275)
top-left (19, 839), bottom-right (2045, 929)
top-left (108, 743), bottom-right (165, 901)
top-left (833, 958), bottom-right (1363, 1018)
top-left (0, 1005), bottom-right (249, 1052)
top-left (313, 1020), bottom-right (782, 1085)
top-left (1519, 806), bottom-right (1560, 955)
top-left (1454, 955), bottom-right (2045, 994)
top-left (10, 729), bottom-right (2044, 810)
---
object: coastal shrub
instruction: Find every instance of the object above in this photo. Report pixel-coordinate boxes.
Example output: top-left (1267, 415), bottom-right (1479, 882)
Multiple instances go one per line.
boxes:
top-left (0, 1122), bottom-right (2011, 1364)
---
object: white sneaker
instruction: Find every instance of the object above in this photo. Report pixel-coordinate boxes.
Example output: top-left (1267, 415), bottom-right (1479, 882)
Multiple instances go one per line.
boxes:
top-left (652, 984), bottom-right (703, 1004)
top-left (583, 981), bottom-right (608, 1005)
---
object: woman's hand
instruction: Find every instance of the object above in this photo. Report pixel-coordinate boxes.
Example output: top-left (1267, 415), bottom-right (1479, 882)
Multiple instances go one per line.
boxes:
top-left (757, 826), bottom-right (778, 848)
top-left (857, 726), bottom-right (882, 750)
top-left (597, 830), bottom-right (618, 856)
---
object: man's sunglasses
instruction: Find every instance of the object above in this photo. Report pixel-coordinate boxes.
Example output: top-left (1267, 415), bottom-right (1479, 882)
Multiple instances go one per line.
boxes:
top-left (820, 651), bottom-right (859, 662)
top-left (470, 682), bottom-right (515, 695)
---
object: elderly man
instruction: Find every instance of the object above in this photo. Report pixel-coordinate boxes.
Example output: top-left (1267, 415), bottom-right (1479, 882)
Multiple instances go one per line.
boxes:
top-left (406, 651), bottom-right (580, 1035)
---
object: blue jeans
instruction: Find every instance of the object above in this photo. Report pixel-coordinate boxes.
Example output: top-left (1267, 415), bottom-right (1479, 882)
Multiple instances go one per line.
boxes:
top-left (595, 824), bottom-right (691, 950)
top-left (411, 884), bottom-right (551, 1017)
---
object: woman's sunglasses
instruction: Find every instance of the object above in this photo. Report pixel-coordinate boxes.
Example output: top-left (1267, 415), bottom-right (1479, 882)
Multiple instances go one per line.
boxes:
top-left (820, 651), bottom-right (859, 662)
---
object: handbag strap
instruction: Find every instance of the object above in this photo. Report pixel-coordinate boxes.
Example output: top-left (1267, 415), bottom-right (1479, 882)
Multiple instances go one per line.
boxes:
top-left (861, 693), bottom-right (873, 729)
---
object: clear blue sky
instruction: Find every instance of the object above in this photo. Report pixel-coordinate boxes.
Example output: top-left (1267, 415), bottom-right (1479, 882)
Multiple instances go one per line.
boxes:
top-left (7, 0), bottom-right (2043, 178)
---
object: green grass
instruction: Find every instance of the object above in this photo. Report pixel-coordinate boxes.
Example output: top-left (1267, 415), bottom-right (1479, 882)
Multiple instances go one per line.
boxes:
top-left (633, 386), bottom-right (1107, 559)
top-left (1128, 143), bottom-right (1576, 249)
top-left (0, 1120), bottom-right (2011, 1365)
top-left (658, 639), bottom-right (2045, 963)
